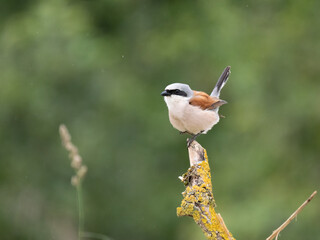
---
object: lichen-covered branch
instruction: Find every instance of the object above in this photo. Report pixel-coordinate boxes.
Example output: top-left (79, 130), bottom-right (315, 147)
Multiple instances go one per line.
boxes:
top-left (177, 140), bottom-right (234, 240)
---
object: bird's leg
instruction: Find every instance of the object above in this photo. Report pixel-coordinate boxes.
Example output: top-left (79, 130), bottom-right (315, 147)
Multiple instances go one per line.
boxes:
top-left (187, 131), bottom-right (204, 148)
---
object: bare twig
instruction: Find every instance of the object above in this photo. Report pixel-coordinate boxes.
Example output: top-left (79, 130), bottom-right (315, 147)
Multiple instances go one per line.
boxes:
top-left (266, 191), bottom-right (317, 240)
top-left (217, 213), bottom-right (233, 240)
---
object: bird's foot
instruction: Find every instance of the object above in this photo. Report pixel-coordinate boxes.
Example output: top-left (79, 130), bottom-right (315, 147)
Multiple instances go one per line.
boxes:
top-left (187, 138), bottom-right (195, 148)
top-left (186, 131), bottom-right (204, 148)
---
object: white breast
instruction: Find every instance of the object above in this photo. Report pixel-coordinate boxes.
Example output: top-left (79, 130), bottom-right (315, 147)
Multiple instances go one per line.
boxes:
top-left (164, 95), bottom-right (219, 134)
top-left (165, 95), bottom-right (189, 132)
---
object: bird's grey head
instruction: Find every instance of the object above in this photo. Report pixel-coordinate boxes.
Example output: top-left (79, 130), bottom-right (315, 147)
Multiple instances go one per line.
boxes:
top-left (161, 83), bottom-right (193, 98)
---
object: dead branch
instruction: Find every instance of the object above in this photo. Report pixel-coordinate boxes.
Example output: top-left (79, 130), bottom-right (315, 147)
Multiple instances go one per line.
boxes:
top-left (177, 140), bottom-right (234, 240)
top-left (266, 191), bottom-right (317, 240)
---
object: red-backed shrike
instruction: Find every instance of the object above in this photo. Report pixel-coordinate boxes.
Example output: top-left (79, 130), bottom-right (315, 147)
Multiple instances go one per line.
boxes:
top-left (161, 66), bottom-right (231, 147)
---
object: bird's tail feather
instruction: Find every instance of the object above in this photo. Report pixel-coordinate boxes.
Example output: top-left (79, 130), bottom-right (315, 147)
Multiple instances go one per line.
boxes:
top-left (210, 66), bottom-right (231, 97)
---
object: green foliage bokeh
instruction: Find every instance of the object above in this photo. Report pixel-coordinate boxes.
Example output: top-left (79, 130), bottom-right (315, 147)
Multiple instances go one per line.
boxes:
top-left (0, 0), bottom-right (319, 239)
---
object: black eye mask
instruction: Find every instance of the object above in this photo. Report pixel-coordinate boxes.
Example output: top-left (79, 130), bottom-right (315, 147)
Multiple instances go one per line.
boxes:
top-left (167, 89), bottom-right (188, 97)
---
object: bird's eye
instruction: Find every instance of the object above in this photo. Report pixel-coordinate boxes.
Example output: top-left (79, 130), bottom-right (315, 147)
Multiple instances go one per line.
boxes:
top-left (166, 89), bottom-right (187, 97)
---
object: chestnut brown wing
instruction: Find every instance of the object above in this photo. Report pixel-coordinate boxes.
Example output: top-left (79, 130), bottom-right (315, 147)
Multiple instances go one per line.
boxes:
top-left (189, 91), bottom-right (220, 110)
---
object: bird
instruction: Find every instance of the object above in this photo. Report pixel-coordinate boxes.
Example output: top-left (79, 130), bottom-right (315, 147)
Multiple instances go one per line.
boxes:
top-left (161, 66), bottom-right (231, 147)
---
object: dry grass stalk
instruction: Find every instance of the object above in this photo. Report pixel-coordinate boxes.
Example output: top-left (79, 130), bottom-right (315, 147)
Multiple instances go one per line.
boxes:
top-left (266, 191), bottom-right (317, 240)
top-left (59, 124), bottom-right (87, 186)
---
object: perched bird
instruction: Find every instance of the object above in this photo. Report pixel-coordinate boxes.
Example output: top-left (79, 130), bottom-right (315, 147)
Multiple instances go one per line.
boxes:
top-left (161, 66), bottom-right (231, 147)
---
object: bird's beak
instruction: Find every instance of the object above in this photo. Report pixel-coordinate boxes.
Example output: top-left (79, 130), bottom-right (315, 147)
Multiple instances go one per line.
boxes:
top-left (161, 90), bottom-right (170, 96)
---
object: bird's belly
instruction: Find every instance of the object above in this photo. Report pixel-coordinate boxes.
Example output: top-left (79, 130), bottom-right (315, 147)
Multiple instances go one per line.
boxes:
top-left (169, 113), bottom-right (186, 132)
top-left (182, 106), bottom-right (219, 134)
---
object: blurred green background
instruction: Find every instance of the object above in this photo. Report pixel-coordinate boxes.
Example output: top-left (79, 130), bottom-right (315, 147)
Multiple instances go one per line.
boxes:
top-left (1, 0), bottom-right (319, 239)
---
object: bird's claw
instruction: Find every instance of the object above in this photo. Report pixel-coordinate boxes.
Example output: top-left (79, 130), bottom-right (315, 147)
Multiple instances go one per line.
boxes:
top-left (186, 131), bottom-right (204, 148)
top-left (187, 138), bottom-right (194, 148)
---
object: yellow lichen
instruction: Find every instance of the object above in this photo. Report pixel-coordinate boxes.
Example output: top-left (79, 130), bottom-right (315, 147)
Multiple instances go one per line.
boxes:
top-left (177, 146), bottom-right (235, 240)
top-left (193, 211), bottom-right (201, 222)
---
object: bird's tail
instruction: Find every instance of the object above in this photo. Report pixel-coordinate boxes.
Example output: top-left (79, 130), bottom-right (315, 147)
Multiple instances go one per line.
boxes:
top-left (210, 66), bottom-right (231, 97)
